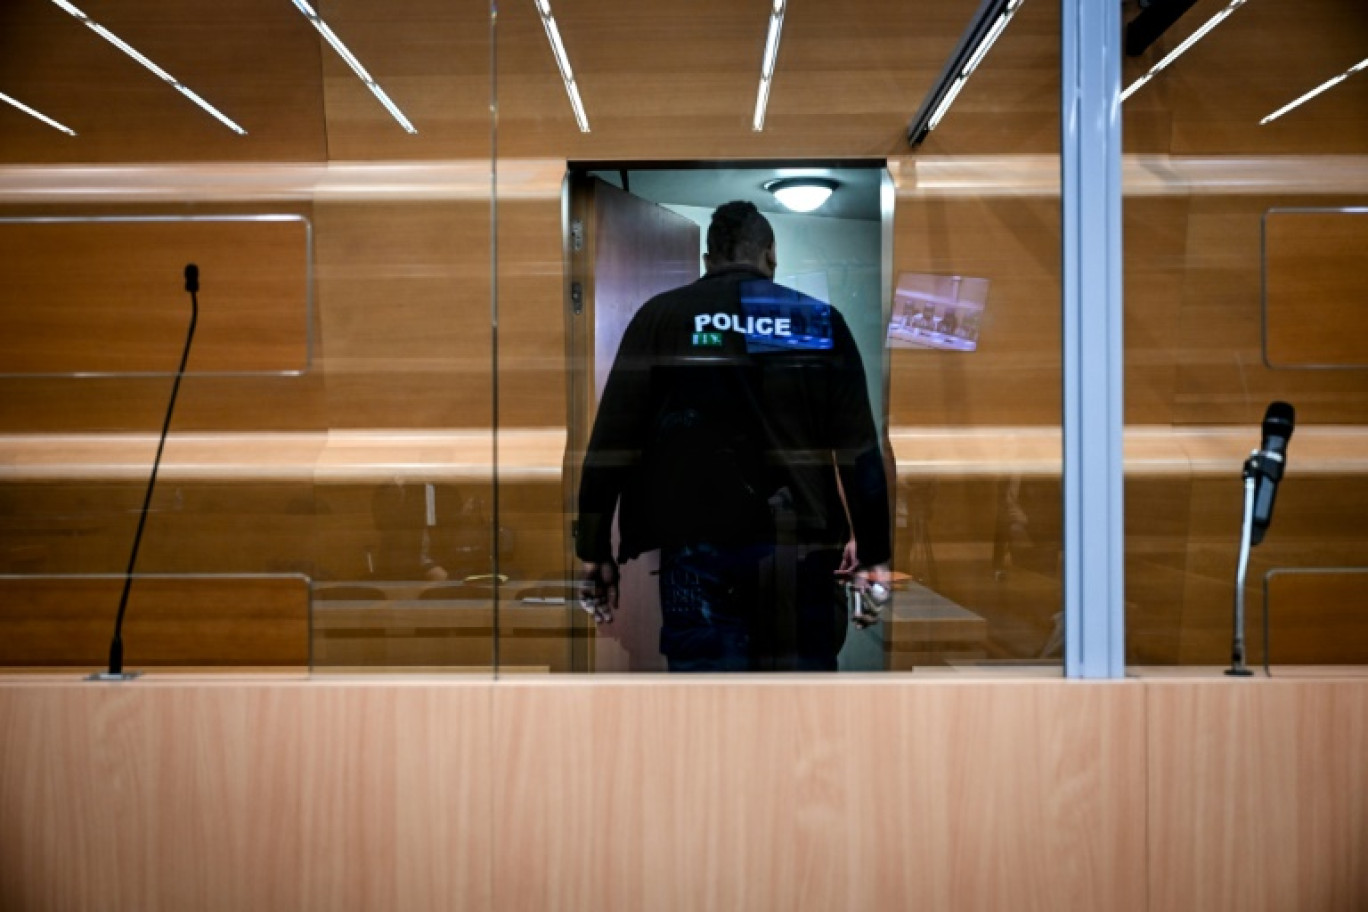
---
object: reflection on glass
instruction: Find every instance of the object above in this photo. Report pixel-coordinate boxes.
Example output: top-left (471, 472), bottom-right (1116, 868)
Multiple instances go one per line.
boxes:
top-left (887, 273), bottom-right (989, 353)
top-left (574, 199), bottom-right (892, 673)
top-left (0, 573), bottom-right (310, 670)
top-left (1262, 208), bottom-right (1368, 370)
top-left (1120, 0), bottom-right (1368, 668)
top-left (545, 146), bottom-right (1069, 674)
top-left (1262, 568), bottom-right (1368, 670)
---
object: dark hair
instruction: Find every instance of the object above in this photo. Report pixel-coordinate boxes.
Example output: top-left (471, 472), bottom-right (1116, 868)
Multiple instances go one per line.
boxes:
top-left (706, 200), bottom-right (774, 266)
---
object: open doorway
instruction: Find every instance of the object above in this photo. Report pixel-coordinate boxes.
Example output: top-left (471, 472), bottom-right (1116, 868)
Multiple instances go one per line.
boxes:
top-left (563, 160), bottom-right (894, 672)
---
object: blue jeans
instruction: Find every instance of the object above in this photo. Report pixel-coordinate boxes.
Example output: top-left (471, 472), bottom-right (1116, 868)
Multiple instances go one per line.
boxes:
top-left (657, 544), bottom-right (766, 672)
top-left (657, 543), bottom-right (846, 672)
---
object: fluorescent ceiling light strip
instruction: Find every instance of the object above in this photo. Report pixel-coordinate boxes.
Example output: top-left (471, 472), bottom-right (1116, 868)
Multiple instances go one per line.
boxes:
top-left (1261, 56), bottom-right (1368, 125)
top-left (369, 84), bottom-right (418, 134)
top-left (1122, 0), bottom-right (1248, 102)
top-left (86, 22), bottom-right (176, 83)
top-left (1119, 73), bottom-right (1152, 103)
top-left (535, 0), bottom-right (590, 132)
top-left (962, 11), bottom-right (1011, 77)
top-left (173, 84), bottom-right (253, 134)
top-left (540, 16), bottom-right (575, 84)
top-left (922, 0), bottom-right (1025, 138)
top-left (761, 12), bottom-right (783, 79)
top-left (49, 0), bottom-right (247, 134)
top-left (928, 76), bottom-right (968, 131)
top-left (753, 2), bottom-right (786, 132)
top-left (566, 80), bottom-right (590, 133)
top-left (0, 91), bottom-right (77, 135)
top-left (314, 20), bottom-right (377, 84)
top-left (1150, 2), bottom-right (1241, 72)
top-left (291, 0), bottom-right (417, 134)
top-left (753, 77), bottom-right (772, 131)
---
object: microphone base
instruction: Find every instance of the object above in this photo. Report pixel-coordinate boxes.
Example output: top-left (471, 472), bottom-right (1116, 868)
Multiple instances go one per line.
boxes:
top-left (86, 670), bottom-right (143, 682)
top-left (1224, 667), bottom-right (1254, 677)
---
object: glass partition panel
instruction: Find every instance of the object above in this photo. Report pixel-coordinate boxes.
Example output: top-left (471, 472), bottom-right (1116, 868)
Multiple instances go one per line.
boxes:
top-left (494, 0), bottom-right (1065, 673)
top-left (0, 1), bottom-right (495, 675)
top-left (0, 574), bottom-right (309, 670)
top-left (1120, 0), bottom-right (1368, 668)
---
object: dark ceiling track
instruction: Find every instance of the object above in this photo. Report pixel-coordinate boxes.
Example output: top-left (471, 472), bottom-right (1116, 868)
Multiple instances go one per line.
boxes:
top-left (906, 0), bottom-right (1012, 148)
top-left (1125, 0), bottom-right (1200, 57)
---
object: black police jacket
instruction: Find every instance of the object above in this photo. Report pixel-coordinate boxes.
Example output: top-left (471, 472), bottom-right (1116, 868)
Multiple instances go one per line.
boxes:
top-left (576, 264), bottom-right (891, 568)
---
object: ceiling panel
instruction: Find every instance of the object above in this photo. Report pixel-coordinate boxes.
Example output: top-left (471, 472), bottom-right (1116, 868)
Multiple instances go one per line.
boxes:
top-left (0, 0), bottom-right (1363, 166)
top-left (311, 0), bottom-right (490, 159)
top-left (1122, 0), bottom-right (1368, 154)
top-left (0, 0), bottom-right (329, 163)
top-left (494, 0), bottom-right (985, 160)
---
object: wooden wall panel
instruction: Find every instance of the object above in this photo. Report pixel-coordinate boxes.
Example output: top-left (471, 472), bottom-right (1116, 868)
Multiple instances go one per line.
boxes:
top-left (1174, 474), bottom-right (1368, 666)
top-left (890, 476), bottom-right (1064, 661)
top-left (1172, 195), bottom-right (1368, 427)
top-left (1122, 197), bottom-right (1190, 424)
top-left (0, 576), bottom-right (308, 667)
top-left (0, 682), bottom-right (495, 911)
top-left (493, 479), bottom-right (567, 586)
top-left (0, 372), bottom-right (330, 435)
top-left (496, 197), bottom-right (571, 429)
top-left (1125, 475), bottom-right (1195, 665)
top-left (1265, 570), bottom-right (1368, 666)
top-left (313, 200), bottom-right (492, 429)
top-left (0, 218), bottom-right (310, 374)
top-left (888, 194), bottom-right (1062, 427)
top-left (0, 480), bottom-right (145, 576)
top-left (492, 679), bottom-right (1146, 912)
top-left (0, 205), bottom-right (326, 435)
top-left (5, 676), bottom-right (1366, 911)
top-left (1264, 210), bottom-right (1368, 368)
top-left (1147, 679), bottom-right (1368, 912)
top-left (0, 479), bottom-right (320, 579)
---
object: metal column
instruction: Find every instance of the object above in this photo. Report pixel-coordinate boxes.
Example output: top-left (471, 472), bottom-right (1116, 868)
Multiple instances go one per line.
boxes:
top-left (1061, 0), bottom-right (1125, 677)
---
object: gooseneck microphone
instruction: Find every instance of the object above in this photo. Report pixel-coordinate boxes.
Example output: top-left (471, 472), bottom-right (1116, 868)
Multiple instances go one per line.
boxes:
top-left (1227, 400), bottom-right (1295, 677)
top-left (90, 264), bottom-right (200, 681)
top-left (1250, 401), bottom-right (1295, 546)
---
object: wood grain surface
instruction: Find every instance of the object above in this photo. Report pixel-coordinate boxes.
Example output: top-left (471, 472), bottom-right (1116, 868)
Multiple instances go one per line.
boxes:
top-left (2, 0), bottom-right (1367, 674)
top-left (1147, 679), bottom-right (1368, 912)
top-left (2, 676), bottom-right (1364, 911)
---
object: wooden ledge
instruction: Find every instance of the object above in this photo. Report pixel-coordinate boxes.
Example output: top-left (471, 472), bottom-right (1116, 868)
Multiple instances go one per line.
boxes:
top-left (1, 426), bottom-right (1366, 483)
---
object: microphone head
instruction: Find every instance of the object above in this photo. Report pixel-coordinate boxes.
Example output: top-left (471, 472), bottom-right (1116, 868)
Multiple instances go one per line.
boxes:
top-left (1263, 400), bottom-right (1295, 442)
top-left (184, 263), bottom-right (199, 293)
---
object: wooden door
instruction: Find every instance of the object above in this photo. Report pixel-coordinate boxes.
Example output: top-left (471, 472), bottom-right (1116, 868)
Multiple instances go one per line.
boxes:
top-left (564, 176), bottom-right (702, 672)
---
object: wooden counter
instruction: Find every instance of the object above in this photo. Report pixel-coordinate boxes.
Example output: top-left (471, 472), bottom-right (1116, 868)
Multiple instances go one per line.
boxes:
top-left (1, 672), bottom-right (1363, 911)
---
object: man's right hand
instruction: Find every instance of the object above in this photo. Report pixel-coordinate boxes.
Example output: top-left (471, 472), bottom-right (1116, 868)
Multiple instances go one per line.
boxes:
top-left (579, 560), bottom-right (620, 624)
top-left (849, 562), bottom-right (892, 629)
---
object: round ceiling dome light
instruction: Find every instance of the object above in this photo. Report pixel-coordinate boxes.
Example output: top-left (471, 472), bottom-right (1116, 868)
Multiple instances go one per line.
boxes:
top-left (764, 177), bottom-right (838, 213)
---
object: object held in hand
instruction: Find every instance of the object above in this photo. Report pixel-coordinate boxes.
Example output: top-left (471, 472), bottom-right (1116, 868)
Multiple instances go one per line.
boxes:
top-left (846, 581), bottom-right (887, 628)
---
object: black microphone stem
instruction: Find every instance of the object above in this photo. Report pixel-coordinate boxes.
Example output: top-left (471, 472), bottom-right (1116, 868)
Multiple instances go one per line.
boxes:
top-left (105, 266), bottom-right (199, 677)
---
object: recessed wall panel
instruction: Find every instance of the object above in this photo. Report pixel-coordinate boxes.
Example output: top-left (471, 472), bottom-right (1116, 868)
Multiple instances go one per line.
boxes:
top-left (1264, 208), bottom-right (1368, 369)
top-left (0, 216), bottom-right (311, 376)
